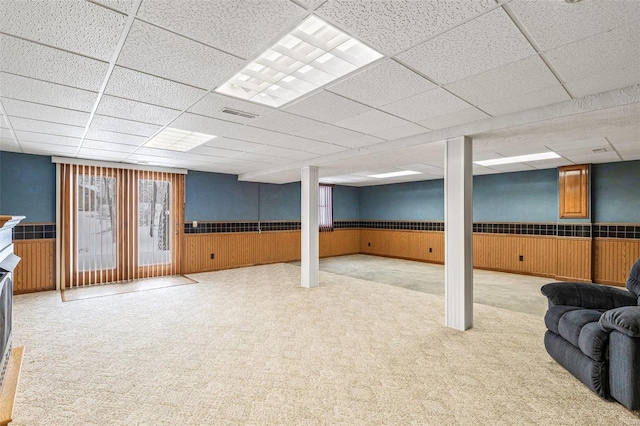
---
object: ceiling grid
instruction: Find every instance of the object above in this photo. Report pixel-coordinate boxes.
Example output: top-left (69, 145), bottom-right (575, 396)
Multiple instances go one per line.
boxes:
top-left (0, 0), bottom-right (637, 185)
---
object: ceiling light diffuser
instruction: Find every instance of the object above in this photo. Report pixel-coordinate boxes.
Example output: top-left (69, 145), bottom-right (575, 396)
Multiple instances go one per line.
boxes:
top-left (474, 152), bottom-right (561, 167)
top-left (215, 15), bottom-right (383, 107)
top-left (144, 128), bottom-right (216, 152)
top-left (369, 170), bottom-right (422, 179)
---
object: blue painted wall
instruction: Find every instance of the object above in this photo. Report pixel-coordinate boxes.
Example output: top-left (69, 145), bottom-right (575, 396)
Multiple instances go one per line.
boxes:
top-left (2, 151), bottom-right (637, 225)
top-left (0, 152), bottom-right (56, 223)
top-left (185, 171), bottom-right (259, 221)
top-left (334, 185), bottom-right (359, 220)
top-left (258, 181), bottom-right (300, 221)
top-left (359, 180), bottom-right (444, 221)
top-left (592, 160), bottom-right (640, 223)
top-left (473, 169), bottom-right (557, 222)
top-left (358, 163), bottom-right (639, 224)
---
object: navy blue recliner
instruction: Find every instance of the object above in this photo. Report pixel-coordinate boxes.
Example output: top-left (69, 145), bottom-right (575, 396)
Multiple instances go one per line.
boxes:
top-left (541, 257), bottom-right (640, 410)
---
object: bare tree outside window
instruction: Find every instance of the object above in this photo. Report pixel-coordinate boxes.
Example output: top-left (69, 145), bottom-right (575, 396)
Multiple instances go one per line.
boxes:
top-left (76, 175), bottom-right (117, 271)
top-left (138, 180), bottom-right (171, 265)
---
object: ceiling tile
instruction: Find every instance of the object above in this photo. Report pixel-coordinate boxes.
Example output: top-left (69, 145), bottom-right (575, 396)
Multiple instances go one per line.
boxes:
top-left (0, 138), bottom-right (19, 151)
top-left (334, 110), bottom-right (410, 134)
top-left (137, 0), bottom-right (305, 59)
top-left (283, 91), bottom-right (370, 123)
top-left (334, 134), bottom-right (384, 149)
top-left (0, 114), bottom-right (8, 128)
top-left (396, 8), bottom-right (535, 84)
top-left (0, 0), bottom-right (127, 61)
top-left (230, 152), bottom-right (294, 166)
top-left (78, 148), bottom-right (130, 161)
top-left (510, 0), bottom-right (640, 51)
top-left (296, 121), bottom-right (364, 143)
top-left (92, 0), bottom-right (134, 13)
top-left (484, 163), bottom-right (536, 173)
top-left (621, 153), bottom-right (640, 161)
top-left (0, 73), bottom-right (97, 111)
top-left (417, 107), bottom-right (489, 130)
top-left (126, 152), bottom-right (173, 163)
top-left (90, 115), bottom-right (161, 137)
top-left (545, 137), bottom-right (610, 152)
top-left (0, 35), bottom-right (108, 92)
top-left (188, 93), bottom-right (274, 124)
top-left (526, 158), bottom-right (574, 169)
top-left (14, 130), bottom-right (81, 146)
top-left (305, 143), bottom-right (348, 155)
top-left (479, 85), bottom-right (570, 117)
top-left (117, 20), bottom-right (243, 89)
top-left (249, 145), bottom-right (318, 160)
top-left (316, 0), bottom-right (495, 55)
top-left (611, 141), bottom-right (640, 155)
top-left (96, 95), bottom-right (180, 125)
top-left (82, 139), bottom-right (137, 153)
top-left (225, 126), bottom-right (326, 151)
top-left (248, 111), bottom-right (321, 135)
top-left (473, 165), bottom-right (503, 176)
top-left (188, 144), bottom-right (242, 157)
top-left (369, 123), bottom-right (429, 141)
top-left (445, 55), bottom-right (560, 106)
top-left (133, 147), bottom-right (182, 158)
top-left (380, 88), bottom-right (470, 122)
top-left (105, 67), bottom-right (206, 110)
top-left (565, 151), bottom-right (621, 164)
top-left (1, 98), bottom-right (90, 127)
top-left (326, 59), bottom-right (437, 108)
top-left (10, 117), bottom-right (84, 138)
top-left (565, 68), bottom-right (640, 99)
top-left (85, 129), bottom-right (147, 146)
top-left (20, 141), bottom-right (79, 156)
top-left (0, 129), bottom-right (12, 140)
top-left (198, 137), bottom-right (263, 152)
top-left (170, 113), bottom-right (244, 138)
top-left (545, 22), bottom-right (640, 84)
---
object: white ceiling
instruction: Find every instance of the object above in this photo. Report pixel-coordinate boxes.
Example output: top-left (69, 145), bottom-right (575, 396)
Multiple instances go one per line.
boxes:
top-left (0, 0), bottom-right (639, 186)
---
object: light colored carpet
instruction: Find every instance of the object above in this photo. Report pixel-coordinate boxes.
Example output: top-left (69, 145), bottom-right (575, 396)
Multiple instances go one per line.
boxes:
top-left (12, 263), bottom-right (640, 425)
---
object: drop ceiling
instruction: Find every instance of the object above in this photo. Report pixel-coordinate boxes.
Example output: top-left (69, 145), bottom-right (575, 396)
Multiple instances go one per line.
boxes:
top-left (0, 0), bottom-right (638, 186)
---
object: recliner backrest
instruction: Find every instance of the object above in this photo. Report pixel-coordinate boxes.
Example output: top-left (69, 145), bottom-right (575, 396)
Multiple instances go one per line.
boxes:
top-left (626, 257), bottom-right (640, 305)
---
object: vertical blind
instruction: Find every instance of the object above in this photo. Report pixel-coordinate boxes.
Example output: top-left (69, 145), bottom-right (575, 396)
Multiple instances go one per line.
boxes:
top-left (57, 163), bottom-right (184, 289)
top-left (319, 184), bottom-right (334, 232)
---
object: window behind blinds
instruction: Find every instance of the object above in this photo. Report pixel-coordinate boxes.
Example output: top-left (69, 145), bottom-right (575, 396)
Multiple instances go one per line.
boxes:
top-left (319, 184), bottom-right (334, 232)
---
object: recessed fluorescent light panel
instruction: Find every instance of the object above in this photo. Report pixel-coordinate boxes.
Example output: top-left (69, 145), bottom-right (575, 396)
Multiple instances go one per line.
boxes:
top-left (215, 15), bottom-right (383, 107)
top-left (144, 128), bottom-right (216, 152)
top-left (369, 170), bottom-right (422, 179)
top-left (474, 152), bottom-right (561, 167)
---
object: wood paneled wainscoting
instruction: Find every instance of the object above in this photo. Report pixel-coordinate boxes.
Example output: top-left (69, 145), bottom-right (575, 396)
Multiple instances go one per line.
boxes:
top-left (594, 238), bottom-right (640, 285)
top-left (13, 239), bottom-right (56, 294)
top-left (182, 229), bottom-right (359, 274)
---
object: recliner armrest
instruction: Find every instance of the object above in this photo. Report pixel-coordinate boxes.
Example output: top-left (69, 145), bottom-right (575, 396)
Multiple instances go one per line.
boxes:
top-left (541, 282), bottom-right (636, 310)
top-left (599, 306), bottom-right (640, 338)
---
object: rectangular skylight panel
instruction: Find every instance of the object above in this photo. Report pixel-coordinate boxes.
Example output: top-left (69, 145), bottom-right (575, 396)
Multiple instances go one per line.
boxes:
top-left (474, 152), bottom-right (561, 166)
top-left (215, 15), bottom-right (383, 107)
top-left (145, 128), bottom-right (216, 152)
top-left (369, 170), bottom-right (422, 179)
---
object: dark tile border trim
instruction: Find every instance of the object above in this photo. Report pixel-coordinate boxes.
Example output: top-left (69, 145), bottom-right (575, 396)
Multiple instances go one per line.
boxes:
top-left (12, 224), bottom-right (56, 240)
top-left (13, 222), bottom-right (638, 240)
top-left (176, 221), bottom-right (636, 239)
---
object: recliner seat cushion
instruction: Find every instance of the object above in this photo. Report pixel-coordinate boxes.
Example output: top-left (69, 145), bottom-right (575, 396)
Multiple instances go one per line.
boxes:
top-left (557, 309), bottom-right (603, 349)
top-left (625, 258), bottom-right (640, 303)
top-left (578, 322), bottom-right (609, 361)
top-left (545, 305), bottom-right (582, 335)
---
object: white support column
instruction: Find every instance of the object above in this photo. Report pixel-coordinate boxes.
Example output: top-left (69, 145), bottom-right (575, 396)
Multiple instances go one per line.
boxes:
top-left (301, 166), bottom-right (319, 288)
top-left (444, 136), bottom-right (473, 330)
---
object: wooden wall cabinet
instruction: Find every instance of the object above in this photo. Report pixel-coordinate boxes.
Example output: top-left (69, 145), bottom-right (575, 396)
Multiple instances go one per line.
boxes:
top-left (559, 164), bottom-right (589, 219)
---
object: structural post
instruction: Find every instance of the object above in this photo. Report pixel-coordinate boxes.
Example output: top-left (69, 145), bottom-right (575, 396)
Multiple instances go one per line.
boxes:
top-left (444, 136), bottom-right (473, 330)
top-left (301, 166), bottom-right (319, 288)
